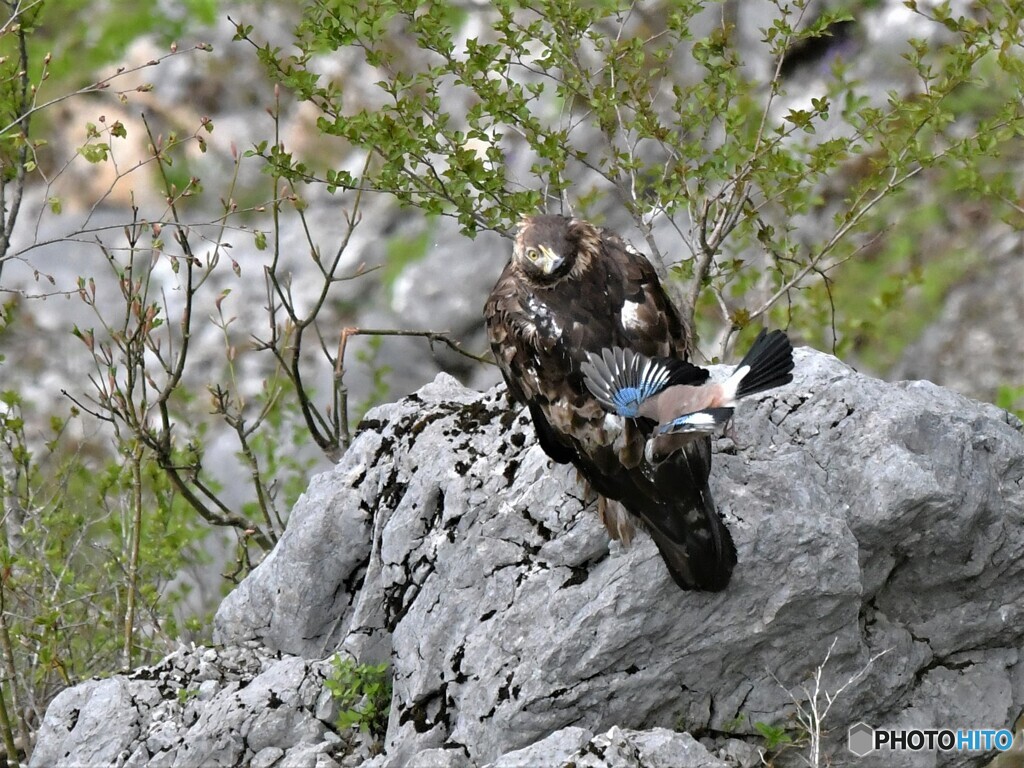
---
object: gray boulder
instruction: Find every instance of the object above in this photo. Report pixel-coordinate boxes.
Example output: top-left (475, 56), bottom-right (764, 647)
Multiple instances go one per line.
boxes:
top-left (32, 348), bottom-right (1024, 768)
top-left (29, 643), bottom-right (351, 768)
top-left (487, 726), bottom-right (729, 768)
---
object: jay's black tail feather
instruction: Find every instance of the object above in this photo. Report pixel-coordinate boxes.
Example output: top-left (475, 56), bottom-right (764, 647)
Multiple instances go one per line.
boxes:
top-left (733, 329), bottom-right (794, 399)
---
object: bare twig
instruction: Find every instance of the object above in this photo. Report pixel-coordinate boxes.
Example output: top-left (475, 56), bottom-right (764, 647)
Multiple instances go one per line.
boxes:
top-left (766, 638), bottom-right (892, 768)
top-left (0, 0), bottom-right (34, 286)
top-left (122, 443), bottom-right (143, 670)
top-left (0, 43), bottom-right (212, 139)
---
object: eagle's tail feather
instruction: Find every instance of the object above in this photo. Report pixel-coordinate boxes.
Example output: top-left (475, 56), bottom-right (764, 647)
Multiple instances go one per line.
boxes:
top-left (644, 490), bottom-right (736, 592)
top-left (686, 484), bottom-right (737, 591)
top-left (639, 443), bottom-right (737, 591)
top-left (725, 329), bottom-right (794, 401)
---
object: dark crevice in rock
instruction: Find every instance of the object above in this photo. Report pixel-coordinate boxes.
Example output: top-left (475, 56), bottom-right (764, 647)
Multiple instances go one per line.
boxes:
top-left (377, 471), bottom-right (408, 516)
top-left (386, 551), bottom-right (441, 632)
top-left (829, 402), bottom-right (855, 429)
top-left (375, 435), bottom-right (396, 464)
top-left (514, 561), bottom-right (546, 587)
top-left (341, 553), bottom-right (370, 598)
top-left (440, 739), bottom-right (471, 757)
top-left (730, 683), bottom-right (754, 726)
top-left (497, 671), bottom-right (518, 704)
top-left (559, 564), bottom-right (591, 589)
top-left (484, 558), bottom-right (531, 580)
top-left (443, 512), bottom-right (463, 543)
top-left (433, 486), bottom-right (446, 527)
top-left (714, 438), bottom-right (738, 455)
top-left (355, 417), bottom-right (386, 436)
top-left (559, 547), bottom-right (611, 590)
top-left (450, 644), bottom-right (468, 684)
top-left (913, 656), bottom-right (976, 684)
top-left (384, 580), bottom-right (414, 633)
top-left (519, 507), bottom-right (553, 541)
top-left (858, 595), bottom-right (879, 643)
top-left (399, 684), bottom-right (450, 734)
top-left (770, 393), bottom-right (812, 427)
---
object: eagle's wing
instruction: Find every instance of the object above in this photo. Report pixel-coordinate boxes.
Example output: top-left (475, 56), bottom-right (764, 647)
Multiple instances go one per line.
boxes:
top-left (484, 265), bottom-right (579, 465)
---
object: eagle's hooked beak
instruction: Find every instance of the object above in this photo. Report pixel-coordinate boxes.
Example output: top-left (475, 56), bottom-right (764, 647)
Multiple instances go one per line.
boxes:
top-left (537, 244), bottom-right (564, 275)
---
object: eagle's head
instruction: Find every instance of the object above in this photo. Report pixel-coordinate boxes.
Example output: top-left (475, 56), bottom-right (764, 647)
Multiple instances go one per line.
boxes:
top-left (513, 214), bottom-right (594, 284)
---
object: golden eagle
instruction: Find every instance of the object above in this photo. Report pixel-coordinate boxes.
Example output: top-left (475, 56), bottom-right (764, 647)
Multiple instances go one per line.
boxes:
top-left (484, 214), bottom-right (744, 591)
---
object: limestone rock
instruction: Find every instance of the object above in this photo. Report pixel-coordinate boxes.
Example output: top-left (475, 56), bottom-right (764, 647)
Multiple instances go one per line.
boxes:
top-left (217, 347), bottom-right (1023, 767)
top-left (488, 727), bottom-right (729, 768)
top-left (29, 644), bottom-right (346, 768)
top-left (33, 349), bottom-right (1024, 768)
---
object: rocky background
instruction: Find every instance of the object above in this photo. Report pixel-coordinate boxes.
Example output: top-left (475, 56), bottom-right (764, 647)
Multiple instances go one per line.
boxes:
top-left (3, 0), bottom-right (1024, 766)
top-left (5, 0), bottom-right (1022, 437)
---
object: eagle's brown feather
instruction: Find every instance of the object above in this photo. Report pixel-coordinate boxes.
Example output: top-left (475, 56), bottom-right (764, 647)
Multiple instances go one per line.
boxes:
top-left (484, 214), bottom-right (736, 591)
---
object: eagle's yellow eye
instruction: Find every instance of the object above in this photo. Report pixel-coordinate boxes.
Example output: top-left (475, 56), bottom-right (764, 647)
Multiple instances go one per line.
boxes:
top-left (525, 247), bottom-right (539, 261)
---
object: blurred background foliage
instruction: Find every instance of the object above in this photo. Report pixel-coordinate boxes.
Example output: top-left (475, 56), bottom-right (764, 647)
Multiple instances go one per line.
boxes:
top-left (22, 0), bottom-right (220, 82)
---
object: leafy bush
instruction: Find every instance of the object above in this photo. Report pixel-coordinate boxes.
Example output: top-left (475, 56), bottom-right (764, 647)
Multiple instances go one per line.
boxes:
top-left (241, 0), bottom-right (1024, 358)
top-left (325, 656), bottom-right (392, 743)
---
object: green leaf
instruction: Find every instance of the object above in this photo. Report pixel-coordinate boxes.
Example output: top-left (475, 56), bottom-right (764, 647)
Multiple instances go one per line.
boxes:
top-left (78, 143), bottom-right (110, 163)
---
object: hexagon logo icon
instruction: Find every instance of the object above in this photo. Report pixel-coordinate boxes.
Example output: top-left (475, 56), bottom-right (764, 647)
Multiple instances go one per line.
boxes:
top-left (848, 722), bottom-right (875, 757)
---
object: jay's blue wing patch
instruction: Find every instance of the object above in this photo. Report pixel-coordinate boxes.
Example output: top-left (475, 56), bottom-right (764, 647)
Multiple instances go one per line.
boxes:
top-left (582, 347), bottom-right (707, 418)
top-left (610, 386), bottom-right (645, 417)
